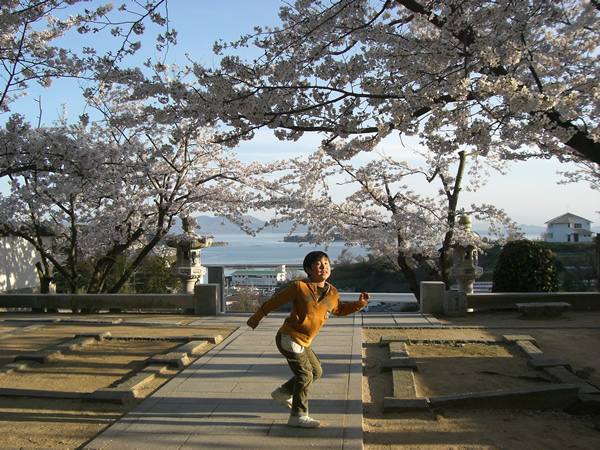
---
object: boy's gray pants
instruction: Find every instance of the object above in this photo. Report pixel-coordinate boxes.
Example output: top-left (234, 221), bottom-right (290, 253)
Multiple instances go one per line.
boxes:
top-left (275, 331), bottom-right (323, 414)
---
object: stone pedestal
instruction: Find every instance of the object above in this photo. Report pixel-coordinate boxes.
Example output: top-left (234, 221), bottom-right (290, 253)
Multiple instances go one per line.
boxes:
top-left (444, 290), bottom-right (467, 316)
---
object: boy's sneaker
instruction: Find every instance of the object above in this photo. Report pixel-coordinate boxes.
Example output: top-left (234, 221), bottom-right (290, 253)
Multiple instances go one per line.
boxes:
top-left (287, 414), bottom-right (320, 428)
top-left (271, 387), bottom-right (292, 409)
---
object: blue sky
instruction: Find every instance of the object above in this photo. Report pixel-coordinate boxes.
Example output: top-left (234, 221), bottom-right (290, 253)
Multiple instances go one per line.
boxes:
top-left (4, 0), bottom-right (600, 231)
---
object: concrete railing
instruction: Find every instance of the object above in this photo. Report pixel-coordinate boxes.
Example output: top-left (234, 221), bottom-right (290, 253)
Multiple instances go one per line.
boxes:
top-left (466, 291), bottom-right (600, 311)
top-left (0, 284), bottom-right (222, 315)
top-left (1, 281), bottom-right (598, 316)
top-left (420, 281), bottom-right (600, 315)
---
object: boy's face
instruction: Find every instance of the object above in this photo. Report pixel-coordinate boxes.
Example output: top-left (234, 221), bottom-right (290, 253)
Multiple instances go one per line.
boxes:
top-left (305, 256), bottom-right (331, 285)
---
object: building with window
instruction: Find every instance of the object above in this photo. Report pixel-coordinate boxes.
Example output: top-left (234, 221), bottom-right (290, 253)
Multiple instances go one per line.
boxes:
top-left (231, 265), bottom-right (287, 288)
top-left (544, 213), bottom-right (593, 243)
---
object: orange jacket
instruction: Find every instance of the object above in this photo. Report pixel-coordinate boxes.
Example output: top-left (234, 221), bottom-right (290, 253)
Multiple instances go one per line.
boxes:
top-left (251, 279), bottom-right (367, 346)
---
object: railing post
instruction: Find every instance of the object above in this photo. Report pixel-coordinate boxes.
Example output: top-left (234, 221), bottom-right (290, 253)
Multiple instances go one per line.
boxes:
top-left (193, 284), bottom-right (221, 315)
top-left (207, 266), bottom-right (226, 313)
top-left (420, 281), bottom-right (445, 314)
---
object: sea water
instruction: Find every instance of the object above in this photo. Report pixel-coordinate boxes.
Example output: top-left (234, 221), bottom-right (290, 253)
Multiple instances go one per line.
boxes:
top-left (199, 233), bottom-right (368, 266)
top-left (198, 233), bottom-right (417, 307)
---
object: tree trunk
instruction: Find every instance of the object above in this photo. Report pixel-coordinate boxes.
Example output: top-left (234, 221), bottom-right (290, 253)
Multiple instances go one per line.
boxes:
top-left (107, 232), bottom-right (166, 294)
top-left (439, 151), bottom-right (467, 289)
top-left (87, 226), bottom-right (147, 293)
top-left (35, 261), bottom-right (53, 294)
top-left (397, 253), bottom-right (421, 303)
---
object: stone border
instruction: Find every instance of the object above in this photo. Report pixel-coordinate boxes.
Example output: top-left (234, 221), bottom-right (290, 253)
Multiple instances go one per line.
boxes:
top-left (0, 332), bottom-right (222, 404)
top-left (379, 334), bottom-right (599, 414)
top-left (516, 302), bottom-right (571, 318)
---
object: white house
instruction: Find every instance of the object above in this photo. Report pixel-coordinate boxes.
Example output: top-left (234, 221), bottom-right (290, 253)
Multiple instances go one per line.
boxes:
top-left (231, 265), bottom-right (287, 289)
top-left (544, 213), bottom-right (593, 243)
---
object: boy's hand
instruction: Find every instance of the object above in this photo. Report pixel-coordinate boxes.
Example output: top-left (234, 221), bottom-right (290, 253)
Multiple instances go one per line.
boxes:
top-left (247, 316), bottom-right (260, 329)
top-left (359, 292), bottom-right (370, 303)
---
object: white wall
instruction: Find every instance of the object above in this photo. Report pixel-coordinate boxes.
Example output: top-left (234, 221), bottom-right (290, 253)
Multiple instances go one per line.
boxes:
top-left (0, 236), bottom-right (41, 292)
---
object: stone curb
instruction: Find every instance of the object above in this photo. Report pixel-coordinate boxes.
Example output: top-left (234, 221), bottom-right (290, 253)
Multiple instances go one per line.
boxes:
top-left (14, 336), bottom-right (97, 364)
top-left (380, 333), bottom-right (598, 414)
top-left (429, 384), bottom-right (580, 409)
top-left (0, 332), bottom-right (219, 404)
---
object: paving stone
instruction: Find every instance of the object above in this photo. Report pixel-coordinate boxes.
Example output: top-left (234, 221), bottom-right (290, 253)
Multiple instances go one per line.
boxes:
top-left (75, 332), bottom-right (112, 340)
top-left (190, 333), bottom-right (223, 344)
top-left (381, 357), bottom-right (418, 371)
top-left (391, 367), bottom-right (418, 398)
top-left (0, 387), bottom-right (85, 400)
top-left (14, 350), bottom-right (61, 364)
top-left (3, 318), bottom-right (59, 323)
top-left (527, 354), bottom-right (572, 371)
top-left (58, 317), bottom-right (123, 324)
top-left (55, 336), bottom-right (96, 351)
top-left (389, 341), bottom-right (409, 358)
top-left (544, 366), bottom-right (600, 395)
top-left (515, 340), bottom-right (544, 355)
top-left (411, 338), bottom-right (498, 345)
top-left (175, 340), bottom-right (208, 355)
top-left (105, 335), bottom-right (188, 341)
top-left (0, 359), bottom-right (37, 374)
top-left (85, 364), bottom-right (169, 405)
top-left (147, 352), bottom-right (191, 369)
top-left (503, 334), bottom-right (537, 344)
top-left (379, 335), bottom-right (410, 346)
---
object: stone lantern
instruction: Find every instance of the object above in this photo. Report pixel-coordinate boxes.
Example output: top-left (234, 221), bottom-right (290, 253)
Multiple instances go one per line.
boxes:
top-left (166, 216), bottom-right (212, 293)
top-left (449, 215), bottom-right (483, 293)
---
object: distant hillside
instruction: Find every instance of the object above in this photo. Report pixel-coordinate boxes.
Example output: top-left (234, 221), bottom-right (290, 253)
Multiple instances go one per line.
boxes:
top-left (181, 217), bottom-right (598, 238)
top-left (171, 215), bottom-right (308, 235)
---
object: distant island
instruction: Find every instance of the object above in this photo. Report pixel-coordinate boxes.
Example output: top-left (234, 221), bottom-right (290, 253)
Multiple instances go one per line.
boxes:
top-left (170, 215), bottom-right (309, 235)
top-left (171, 215), bottom-right (599, 240)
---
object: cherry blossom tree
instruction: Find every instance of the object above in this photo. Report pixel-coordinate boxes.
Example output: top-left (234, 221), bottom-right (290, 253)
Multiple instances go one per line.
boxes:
top-left (0, 110), bottom-right (284, 294)
top-left (143, 0), bottom-right (595, 297)
top-left (262, 146), bottom-right (521, 298)
top-left (0, 2), bottom-right (292, 295)
top-left (175, 0), bottom-right (600, 176)
top-left (0, 0), bottom-right (174, 116)
top-left (90, 1), bottom-right (600, 161)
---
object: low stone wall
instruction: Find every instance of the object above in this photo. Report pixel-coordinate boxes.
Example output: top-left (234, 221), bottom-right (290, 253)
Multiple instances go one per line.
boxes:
top-left (2, 283), bottom-right (598, 316)
top-left (0, 284), bottom-right (222, 315)
top-left (467, 292), bottom-right (600, 311)
top-left (420, 281), bottom-right (600, 315)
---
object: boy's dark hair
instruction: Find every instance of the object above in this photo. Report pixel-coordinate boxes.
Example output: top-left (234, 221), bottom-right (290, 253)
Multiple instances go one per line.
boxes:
top-left (303, 251), bottom-right (330, 274)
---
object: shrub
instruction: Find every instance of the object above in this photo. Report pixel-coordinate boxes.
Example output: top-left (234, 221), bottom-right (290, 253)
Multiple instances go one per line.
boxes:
top-left (492, 240), bottom-right (559, 292)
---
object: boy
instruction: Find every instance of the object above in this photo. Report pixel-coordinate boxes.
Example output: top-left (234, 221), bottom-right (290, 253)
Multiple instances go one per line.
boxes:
top-left (246, 251), bottom-right (370, 428)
